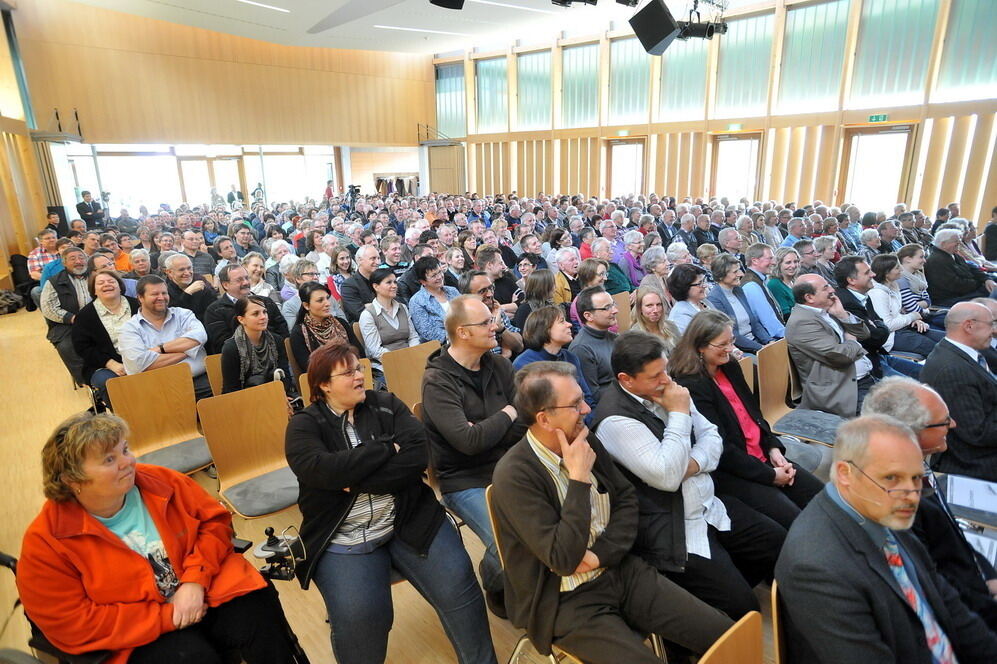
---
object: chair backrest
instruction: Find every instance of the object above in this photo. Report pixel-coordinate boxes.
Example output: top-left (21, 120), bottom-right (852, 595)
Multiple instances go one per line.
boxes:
top-left (382, 340), bottom-right (440, 409)
top-left (284, 336), bottom-right (302, 378)
top-left (196, 380), bottom-right (290, 498)
top-left (771, 580), bottom-right (784, 664)
top-left (413, 401), bottom-right (423, 422)
top-left (297, 357), bottom-right (374, 404)
top-left (352, 322), bottom-right (363, 346)
top-left (613, 291), bottom-right (632, 330)
top-left (205, 353), bottom-right (222, 397)
top-left (106, 363), bottom-right (201, 459)
top-left (698, 611), bottom-right (763, 664)
top-left (484, 485), bottom-right (507, 570)
top-left (738, 355), bottom-right (755, 393)
top-left (756, 338), bottom-right (791, 424)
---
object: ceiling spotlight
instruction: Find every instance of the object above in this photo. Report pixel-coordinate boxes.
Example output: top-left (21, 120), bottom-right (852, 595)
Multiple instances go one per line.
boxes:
top-left (615, 0), bottom-right (639, 6)
top-left (677, 20), bottom-right (727, 39)
top-left (550, 0), bottom-right (572, 6)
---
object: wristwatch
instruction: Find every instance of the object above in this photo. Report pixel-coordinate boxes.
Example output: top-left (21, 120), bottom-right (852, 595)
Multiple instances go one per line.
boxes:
top-left (159, 343), bottom-right (166, 354)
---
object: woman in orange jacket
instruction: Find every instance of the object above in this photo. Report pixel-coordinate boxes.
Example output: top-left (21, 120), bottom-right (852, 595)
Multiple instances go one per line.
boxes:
top-left (16, 412), bottom-right (295, 664)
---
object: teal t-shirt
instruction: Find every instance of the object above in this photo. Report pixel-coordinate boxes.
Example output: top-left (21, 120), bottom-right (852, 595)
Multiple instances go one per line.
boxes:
top-left (95, 486), bottom-right (179, 598)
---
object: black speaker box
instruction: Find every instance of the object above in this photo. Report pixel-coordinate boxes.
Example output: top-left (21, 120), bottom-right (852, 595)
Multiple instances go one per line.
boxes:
top-left (430, 0), bottom-right (465, 9)
top-left (629, 0), bottom-right (681, 55)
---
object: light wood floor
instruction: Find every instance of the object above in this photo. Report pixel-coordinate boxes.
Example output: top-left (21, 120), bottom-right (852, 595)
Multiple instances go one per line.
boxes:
top-left (0, 308), bottom-right (776, 663)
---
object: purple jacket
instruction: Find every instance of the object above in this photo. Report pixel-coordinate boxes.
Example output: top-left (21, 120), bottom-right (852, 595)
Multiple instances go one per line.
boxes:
top-left (619, 251), bottom-right (645, 289)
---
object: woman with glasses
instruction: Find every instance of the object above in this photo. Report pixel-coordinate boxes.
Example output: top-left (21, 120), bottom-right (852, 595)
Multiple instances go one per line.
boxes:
top-left (358, 268), bottom-right (421, 384)
top-left (286, 344), bottom-right (497, 664)
top-left (666, 263), bottom-right (716, 334)
top-left (670, 310), bottom-right (823, 529)
top-left (706, 254), bottom-right (772, 354)
top-left (290, 282), bottom-right (363, 372)
top-left (767, 247), bottom-right (801, 319)
top-left (409, 256), bottom-right (461, 344)
top-left (511, 268), bottom-right (556, 331)
top-left (242, 252), bottom-right (278, 303)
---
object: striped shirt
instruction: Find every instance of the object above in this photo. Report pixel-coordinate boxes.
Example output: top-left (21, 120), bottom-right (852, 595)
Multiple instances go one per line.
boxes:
top-left (329, 417), bottom-right (396, 550)
top-left (526, 431), bottom-right (610, 592)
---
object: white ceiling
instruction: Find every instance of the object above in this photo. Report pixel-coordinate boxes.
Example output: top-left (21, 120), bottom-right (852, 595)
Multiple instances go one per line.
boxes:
top-left (70, 0), bottom-right (728, 54)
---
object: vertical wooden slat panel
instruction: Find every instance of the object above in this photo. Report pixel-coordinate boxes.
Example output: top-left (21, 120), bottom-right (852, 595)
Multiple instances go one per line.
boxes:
top-left (798, 126), bottom-right (820, 204)
top-left (977, 133), bottom-right (997, 233)
top-left (814, 125), bottom-right (839, 203)
top-left (655, 133), bottom-right (668, 195)
top-left (916, 116), bottom-right (954, 214)
top-left (960, 113), bottom-right (996, 227)
top-left (590, 138), bottom-right (602, 198)
top-left (560, 139), bottom-right (570, 194)
top-left (937, 114), bottom-right (974, 209)
top-left (544, 140), bottom-right (555, 194)
top-left (690, 133), bottom-right (706, 198)
top-left (784, 127), bottom-right (806, 205)
top-left (677, 132), bottom-right (692, 200)
top-left (524, 140), bottom-right (535, 196)
top-left (769, 127), bottom-right (790, 202)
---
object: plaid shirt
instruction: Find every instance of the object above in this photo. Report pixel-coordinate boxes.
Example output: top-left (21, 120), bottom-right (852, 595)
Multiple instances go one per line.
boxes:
top-left (27, 247), bottom-right (60, 274)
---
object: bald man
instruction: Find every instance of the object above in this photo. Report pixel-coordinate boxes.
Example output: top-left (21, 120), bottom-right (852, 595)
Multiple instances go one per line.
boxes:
top-left (920, 302), bottom-right (997, 481)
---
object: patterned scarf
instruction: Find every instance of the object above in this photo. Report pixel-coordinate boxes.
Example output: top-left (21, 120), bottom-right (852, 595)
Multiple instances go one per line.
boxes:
top-left (302, 312), bottom-right (348, 353)
top-left (233, 325), bottom-right (278, 386)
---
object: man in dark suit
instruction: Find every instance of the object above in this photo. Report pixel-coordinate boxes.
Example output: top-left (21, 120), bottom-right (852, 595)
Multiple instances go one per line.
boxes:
top-left (925, 229), bottom-right (995, 306)
top-left (491, 361), bottom-right (732, 663)
top-left (340, 244), bottom-right (379, 322)
top-left (226, 185), bottom-right (244, 209)
top-left (161, 253), bottom-right (217, 323)
top-left (75, 191), bottom-right (104, 230)
top-left (776, 415), bottom-right (997, 664)
top-left (863, 376), bottom-right (997, 630)
top-left (921, 302), bottom-right (997, 482)
top-left (203, 264), bottom-right (288, 354)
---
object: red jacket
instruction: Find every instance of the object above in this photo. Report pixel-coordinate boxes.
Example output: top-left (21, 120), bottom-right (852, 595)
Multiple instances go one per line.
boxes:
top-left (16, 464), bottom-right (265, 663)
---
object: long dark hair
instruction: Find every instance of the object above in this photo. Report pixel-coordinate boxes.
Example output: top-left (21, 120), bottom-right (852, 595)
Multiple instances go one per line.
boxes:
top-left (668, 310), bottom-right (733, 378)
top-left (294, 282), bottom-right (332, 327)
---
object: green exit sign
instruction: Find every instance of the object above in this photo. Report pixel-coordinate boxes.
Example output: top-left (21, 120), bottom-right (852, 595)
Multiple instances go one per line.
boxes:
top-left (869, 114), bottom-right (889, 122)
top-left (727, 123), bottom-right (743, 131)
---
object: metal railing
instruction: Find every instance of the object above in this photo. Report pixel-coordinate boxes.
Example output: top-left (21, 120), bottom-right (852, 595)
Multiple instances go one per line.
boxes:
top-left (417, 123), bottom-right (454, 143)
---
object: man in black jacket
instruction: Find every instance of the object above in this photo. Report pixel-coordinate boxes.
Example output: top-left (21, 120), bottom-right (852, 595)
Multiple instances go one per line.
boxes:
top-left (421, 295), bottom-right (527, 614)
top-left (162, 253), bottom-right (217, 322)
top-left (491, 361), bottom-right (732, 663)
top-left (776, 415), bottom-right (997, 664)
top-left (340, 245), bottom-right (379, 321)
top-left (863, 376), bottom-right (997, 630)
top-left (75, 191), bottom-right (104, 230)
top-left (39, 246), bottom-right (90, 384)
top-left (925, 229), bottom-right (995, 306)
top-left (204, 264), bottom-right (288, 354)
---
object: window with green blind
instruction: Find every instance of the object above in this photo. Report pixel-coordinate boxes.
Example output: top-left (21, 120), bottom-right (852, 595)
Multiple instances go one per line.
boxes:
top-left (609, 38), bottom-right (649, 125)
top-left (848, 0), bottom-right (939, 109)
top-left (475, 57), bottom-right (508, 133)
top-left (715, 13), bottom-right (775, 118)
top-left (561, 43), bottom-right (599, 129)
top-left (934, 0), bottom-right (997, 103)
top-left (517, 50), bottom-right (551, 130)
top-left (658, 38), bottom-right (707, 121)
top-left (776, 0), bottom-right (850, 114)
top-left (435, 63), bottom-right (466, 138)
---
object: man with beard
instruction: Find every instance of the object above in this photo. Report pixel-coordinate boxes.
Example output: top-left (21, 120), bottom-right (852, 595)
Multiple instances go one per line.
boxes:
top-left (40, 246), bottom-right (91, 384)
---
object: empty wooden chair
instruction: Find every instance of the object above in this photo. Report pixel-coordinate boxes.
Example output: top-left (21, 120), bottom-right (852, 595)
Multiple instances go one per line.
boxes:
top-left (757, 339), bottom-right (843, 446)
top-left (285, 336), bottom-right (302, 378)
top-left (205, 353), bottom-right (223, 397)
top-left (771, 581), bottom-right (785, 664)
top-left (196, 380), bottom-right (297, 519)
top-left (614, 291), bottom-right (633, 330)
top-left (739, 355), bottom-right (756, 393)
top-left (698, 611), bottom-right (763, 664)
top-left (105, 363), bottom-right (212, 474)
top-left (381, 340), bottom-right (440, 410)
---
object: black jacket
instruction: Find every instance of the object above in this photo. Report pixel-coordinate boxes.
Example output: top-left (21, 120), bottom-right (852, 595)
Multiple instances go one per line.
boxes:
top-left (76, 200), bottom-right (103, 229)
top-left (420, 345), bottom-right (527, 494)
top-left (44, 270), bottom-right (89, 344)
top-left (71, 297), bottom-right (140, 384)
top-left (340, 272), bottom-right (376, 322)
top-left (674, 360), bottom-right (784, 487)
top-left (835, 287), bottom-right (888, 376)
top-left (289, 317), bottom-right (364, 373)
top-left (924, 248), bottom-right (990, 306)
top-left (166, 277), bottom-right (217, 322)
top-left (219, 335), bottom-right (295, 396)
top-left (204, 295), bottom-right (289, 355)
top-left (285, 392), bottom-right (444, 589)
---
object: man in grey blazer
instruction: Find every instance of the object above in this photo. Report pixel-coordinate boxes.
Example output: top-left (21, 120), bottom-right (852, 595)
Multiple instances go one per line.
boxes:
top-left (776, 415), bottom-right (997, 664)
top-left (785, 274), bottom-right (873, 417)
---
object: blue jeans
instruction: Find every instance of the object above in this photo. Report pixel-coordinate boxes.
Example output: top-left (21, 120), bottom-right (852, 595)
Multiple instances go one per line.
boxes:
top-left (312, 519), bottom-right (497, 664)
top-left (90, 368), bottom-right (118, 408)
top-left (441, 487), bottom-right (503, 593)
top-left (881, 354), bottom-right (921, 379)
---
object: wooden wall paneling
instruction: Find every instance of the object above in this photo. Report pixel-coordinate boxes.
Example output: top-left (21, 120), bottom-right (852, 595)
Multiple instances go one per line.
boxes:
top-left (798, 126), bottom-right (820, 205)
top-left (645, 134), bottom-right (659, 195)
top-left (784, 127), bottom-right (806, 205)
top-left (653, 133), bottom-right (667, 195)
top-left (760, 128), bottom-right (777, 200)
top-left (544, 139), bottom-right (555, 193)
top-left (501, 141), bottom-right (512, 193)
top-left (516, 141), bottom-right (526, 194)
top-left (937, 114), bottom-right (974, 210)
top-left (593, 138), bottom-right (605, 198)
top-left (769, 127), bottom-right (790, 202)
top-left (907, 120), bottom-right (932, 211)
top-left (690, 132), bottom-right (706, 197)
top-left (677, 132), bottom-right (692, 200)
top-left (977, 132), bottom-right (997, 232)
top-left (960, 113), bottom-right (996, 226)
top-left (916, 116), bottom-right (954, 214)
top-left (525, 140), bottom-right (535, 195)
top-left (814, 124), bottom-right (840, 203)
top-left (559, 138), bottom-right (569, 193)
top-left (665, 134), bottom-right (680, 199)
top-left (576, 138), bottom-right (587, 194)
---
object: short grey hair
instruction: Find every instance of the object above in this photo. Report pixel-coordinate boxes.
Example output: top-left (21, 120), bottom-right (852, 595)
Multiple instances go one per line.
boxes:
top-left (831, 414), bottom-right (918, 486)
top-left (813, 235), bottom-right (837, 253)
top-left (641, 245), bottom-right (667, 272)
top-left (555, 246), bottom-right (580, 265)
top-left (623, 230), bottom-right (643, 245)
top-left (861, 376), bottom-right (933, 433)
top-left (666, 242), bottom-right (690, 262)
top-left (680, 213), bottom-right (696, 226)
top-left (860, 228), bottom-right (880, 244)
top-left (933, 228), bottom-right (962, 248)
top-left (241, 251), bottom-right (266, 266)
top-left (718, 227), bottom-right (740, 244)
top-left (278, 253), bottom-right (298, 275)
top-left (129, 248), bottom-right (150, 262)
top-left (591, 237), bottom-right (611, 253)
top-left (162, 252), bottom-right (190, 271)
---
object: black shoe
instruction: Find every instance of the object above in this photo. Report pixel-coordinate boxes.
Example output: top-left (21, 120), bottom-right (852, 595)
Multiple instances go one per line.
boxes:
top-left (485, 588), bottom-right (508, 619)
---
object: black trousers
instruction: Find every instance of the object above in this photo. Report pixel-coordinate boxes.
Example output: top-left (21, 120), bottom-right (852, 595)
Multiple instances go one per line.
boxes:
top-left (666, 495), bottom-right (786, 620)
top-left (129, 585), bottom-right (295, 664)
top-left (712, 467), bottom-right (824, 530)
top-left (551, 554), bottom-right (733, 664)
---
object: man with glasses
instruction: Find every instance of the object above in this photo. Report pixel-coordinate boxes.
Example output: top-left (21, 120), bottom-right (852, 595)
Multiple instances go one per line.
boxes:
top-left (776, 415), bottom-right (997, 663)
top-left (863, 376), bottom-right (997, 630)
top-left (793, 239), bottom-right (819, 277)
top-left (459, 271), bottom-right (523, 359)
top-left (204, 264), bottom-right (289, 354)
top-left (594, 331), bottom-right (785, 622)
top-left (569, 287), bottom-right (620, 404)
top-left (490, 361), bottom-right (733, 663)
top-left (920, 302), bottom-right (997, 482)
top-left (421, 295), bottom-right (528, 618)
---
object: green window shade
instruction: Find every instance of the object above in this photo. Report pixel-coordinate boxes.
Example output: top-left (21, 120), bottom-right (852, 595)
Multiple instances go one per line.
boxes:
top-left (435, 63), bottom-right (466, 139)
top-left (517, 51), bottom-right (551, 130)
top-left (777, 0), bottom-right (850, 114)
top-left (935, 0), bottom-right (997, 103)
top-left (715, 13), bottom-right (775, 118)
top-left (561, 43), bottom-right (599, 129)
top-left (849, 0), bottom-right (939, 109)
top-left (658, 38), bottom-right (707, 121)
top-left (476, 57), bottom-right (508, 133)
top-left (609, 38), bottom-right (649, 125)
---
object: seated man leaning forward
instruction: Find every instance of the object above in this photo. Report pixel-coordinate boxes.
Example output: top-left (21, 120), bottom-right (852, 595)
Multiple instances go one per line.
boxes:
top-left (776, 414), bottom-right (997, 664)
top-left (491, 361), bottom-right (733, 664)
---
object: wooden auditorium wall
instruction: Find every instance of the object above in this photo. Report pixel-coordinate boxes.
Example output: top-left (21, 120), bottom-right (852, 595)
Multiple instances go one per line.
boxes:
top-left (12, 0), bottom-right (435, 146)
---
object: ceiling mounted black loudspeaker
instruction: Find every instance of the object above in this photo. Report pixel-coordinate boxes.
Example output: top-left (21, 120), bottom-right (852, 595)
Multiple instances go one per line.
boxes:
top-left (629, 0), bottom-right (681, 55)
top-left (430, 0), bottom-right (465, 8)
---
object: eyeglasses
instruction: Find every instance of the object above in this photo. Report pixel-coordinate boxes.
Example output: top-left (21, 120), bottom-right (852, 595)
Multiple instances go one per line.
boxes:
top-left (474, 285), bottom-right (495, 295)
top-left (690, 281), bottom-right (707, 288)
top-left (923, 416), bottom-right (952, 429)
top-left (846, 460), bottom-right (923, 497)
top-left (301, 271), bottom-right (320, 278)
top-left (330, 365), bottom-right (363, 379)
top-left (425, 270), bottom-right (445, 280)
top-left (708, 340), bottom-right (736, 350)
top-left (590, 303), bottom-right (618, 312)
top-left (544, 398), bottom-right (586, 414)
top-left (461, 318), bottom-right (496, 329)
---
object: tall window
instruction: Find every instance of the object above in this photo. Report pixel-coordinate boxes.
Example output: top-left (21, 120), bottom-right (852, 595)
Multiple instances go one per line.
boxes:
top-left (715, 13), bottom-right (775, 118)
top-left (777, 0), bottom-right (850, 114)
top-left (475, 57), bottom-right (508, 133)
top-left (658, 38), bottom-right (707, 122)
top-left (435, 63), bottom-right (466, 138)
top-left (849, 0), bottom-right (939, 109)
top-left (517, 51), bottom-right (551, 130)
top-left (609, 38), bottom-right (649, 125)
top-left (561, 43), bottom-right (599, 129)
top-left (934, 0), bottom-right (997, 103)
